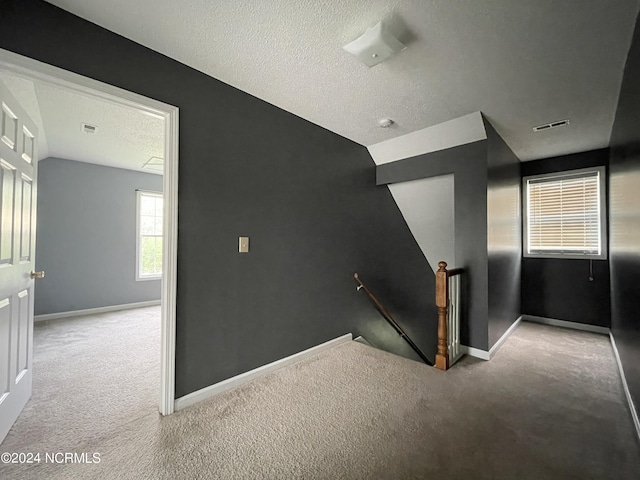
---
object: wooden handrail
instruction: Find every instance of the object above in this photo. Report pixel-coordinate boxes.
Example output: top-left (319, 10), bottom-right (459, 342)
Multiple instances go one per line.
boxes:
top-left (435, 261), bottom-right (464, 371)
top-left (354, 273), bottom-right (432, 365)
top-left (447, 268), bottom-right (464, 277)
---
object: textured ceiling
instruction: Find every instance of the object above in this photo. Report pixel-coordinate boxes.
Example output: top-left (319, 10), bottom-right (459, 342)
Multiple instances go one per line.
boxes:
top-left (0, 72), bottom-right (164, 173)
top-left (43, 0), bottom-right (640, 161)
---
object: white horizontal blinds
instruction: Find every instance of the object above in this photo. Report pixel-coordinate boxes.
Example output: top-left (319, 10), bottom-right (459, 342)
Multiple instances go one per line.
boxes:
top-left (527, 171), bottom-right (600, 255)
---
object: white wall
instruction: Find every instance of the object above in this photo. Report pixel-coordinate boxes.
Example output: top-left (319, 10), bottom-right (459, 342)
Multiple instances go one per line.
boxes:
top-left (389, 175), bottom-right (455, 272)
top-left (367, 112), bottom-right (486, 165)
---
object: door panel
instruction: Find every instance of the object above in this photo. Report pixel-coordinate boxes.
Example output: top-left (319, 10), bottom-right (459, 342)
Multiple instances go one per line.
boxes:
top-left (0, 161), bottom-right (15, 264)
top-left (0, 298), bottom-right (11, 400)
top-left (16, 289), bottom-right (29, 377)
top-left (0, 80), bottom-right (37, 444)
top-left (1, 103), bottom-right (17, 150)
top-left (20, 175), bottom-right (32, 262)
top-left (21, 127), bottom-right (34, 164)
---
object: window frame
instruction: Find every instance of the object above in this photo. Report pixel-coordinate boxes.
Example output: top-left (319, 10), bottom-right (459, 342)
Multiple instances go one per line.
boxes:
top-left (136, 189), bottom-right (163, 281)
top-left (522, 166), bottom-right (607, 260)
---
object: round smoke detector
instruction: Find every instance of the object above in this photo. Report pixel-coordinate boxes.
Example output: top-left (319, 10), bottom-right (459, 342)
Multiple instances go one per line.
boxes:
top-left (379, 118), bottom-right (394, 128)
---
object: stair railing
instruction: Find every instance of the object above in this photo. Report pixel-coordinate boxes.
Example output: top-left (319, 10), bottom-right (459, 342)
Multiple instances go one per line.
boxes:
top-left (354, 273), bottom-right (432, 365)
top-left (435, 261), bottom-right (464, 371)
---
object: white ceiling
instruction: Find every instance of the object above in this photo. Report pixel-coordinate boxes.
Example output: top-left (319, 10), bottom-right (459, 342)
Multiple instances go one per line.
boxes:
top-left (43, 0), bottom-right (640, 162)
top-left (0, 72), bottom-right (165, 173)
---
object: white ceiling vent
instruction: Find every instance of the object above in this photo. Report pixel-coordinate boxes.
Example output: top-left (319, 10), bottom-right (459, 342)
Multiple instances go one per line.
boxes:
top-left (533, 119), bottom-right (570, 132)
top-left (81, 123), bottom-right (98, 134)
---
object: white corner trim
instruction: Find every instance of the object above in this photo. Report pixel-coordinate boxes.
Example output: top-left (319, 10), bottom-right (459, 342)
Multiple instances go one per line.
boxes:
top-left (522, 315), bottom-right (610, 335)
top-left (489, 316), bottom-right (523, 357)
top-left (460, 316), bottom-right (522, 361)
top-left (34, 300), bottom-right (161, 322)
top-left (459, 345), bottom-right (490, 361)
top-left (174, 334), bottom-right (353, 411)
top-left (609, 332), bottom-right (640, 442)
top-left (366, 112), bottom-right (487, 165)
top-left (353, 336), bottom-right (372, 346)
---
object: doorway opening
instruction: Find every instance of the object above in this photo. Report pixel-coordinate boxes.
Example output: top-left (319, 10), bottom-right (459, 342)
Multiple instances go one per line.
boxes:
top-left (0, 48), bottom-right (178, 421)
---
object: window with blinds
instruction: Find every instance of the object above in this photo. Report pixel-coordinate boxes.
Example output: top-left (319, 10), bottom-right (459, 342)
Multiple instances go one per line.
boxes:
top-left (523, 167), bottom-right (606, 259)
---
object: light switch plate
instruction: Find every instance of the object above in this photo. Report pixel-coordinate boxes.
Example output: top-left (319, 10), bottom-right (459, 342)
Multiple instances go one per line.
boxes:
top-left (239, 236), bottom-right (249, 253)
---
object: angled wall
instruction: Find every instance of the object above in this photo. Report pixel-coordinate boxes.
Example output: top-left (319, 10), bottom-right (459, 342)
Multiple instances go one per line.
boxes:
top-left (368, 114), bottom-right (487, 275)
top-left (375, 114), bottom-right (521, 352)
top-left (0, 0), bottom-right (436, 397)
top-left (485, 121), bottom-right (521, 347)
top-left (609, 8), bottom-right (640, 429)
top-left (34, 158), bottom-right (163, 315)
top-left (377, 138), bottom-right (489, 350)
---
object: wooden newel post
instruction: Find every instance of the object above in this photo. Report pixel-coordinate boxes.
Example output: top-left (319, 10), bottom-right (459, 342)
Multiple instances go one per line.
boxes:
top-left (435, 261), bottom-right (449, 371)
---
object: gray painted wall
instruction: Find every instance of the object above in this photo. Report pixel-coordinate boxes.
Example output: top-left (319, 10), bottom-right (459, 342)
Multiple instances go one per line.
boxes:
top-left (0, 1), bottom-right (437, 397)
top-left (35, 157), bottom-right (162, 315)
top-left (609, 8), bottom-right (640, 424)
top-left (485, 121), bottom-right (522, 347)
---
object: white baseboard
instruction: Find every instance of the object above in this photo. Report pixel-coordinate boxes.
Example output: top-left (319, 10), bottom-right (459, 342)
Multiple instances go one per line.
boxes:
top-left (353, 336), bottom-right (371, 346)
top-left (459, 316), bottom-right (522, 361)
top-left (174, 333), bottom-right (353, 411)
top-left (489, 315), bottom-right (522, 357)
top-left (459, 345), bottom-right (490, 361)
top-left (34, 300), bottom-right (161, 322)
top-left (609, 332), bottom-right (640, 443)
top-left (522, 315), bottom-right (610, 335)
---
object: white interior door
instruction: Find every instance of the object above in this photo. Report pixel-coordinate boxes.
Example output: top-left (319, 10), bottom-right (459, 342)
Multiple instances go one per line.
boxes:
top-left (0, 80), bottom-right (38, 443)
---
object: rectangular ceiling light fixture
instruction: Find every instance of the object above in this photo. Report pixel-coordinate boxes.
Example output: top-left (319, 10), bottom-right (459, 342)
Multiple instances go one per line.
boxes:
top-left (343, 21), bottom-right (406, 67)
top-left (533, 119), bottom-right (570, 132)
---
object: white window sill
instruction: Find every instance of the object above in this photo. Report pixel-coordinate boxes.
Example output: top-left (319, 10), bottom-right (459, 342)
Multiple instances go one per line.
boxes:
top-left (136, 275), bottom-right (162, 282)
top-left (523, 253), bottom-right (607, 260)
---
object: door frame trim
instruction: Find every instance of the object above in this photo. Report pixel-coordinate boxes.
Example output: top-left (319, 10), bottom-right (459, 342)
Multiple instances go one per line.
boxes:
top-left (0, 48), bottom-right (179, 415)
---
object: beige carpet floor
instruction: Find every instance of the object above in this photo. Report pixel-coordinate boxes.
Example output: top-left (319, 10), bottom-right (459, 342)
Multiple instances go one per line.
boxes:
top-left (1, 311), bottom-right (639, 479)
top-left (0, 306), bottom-right (160, 469)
